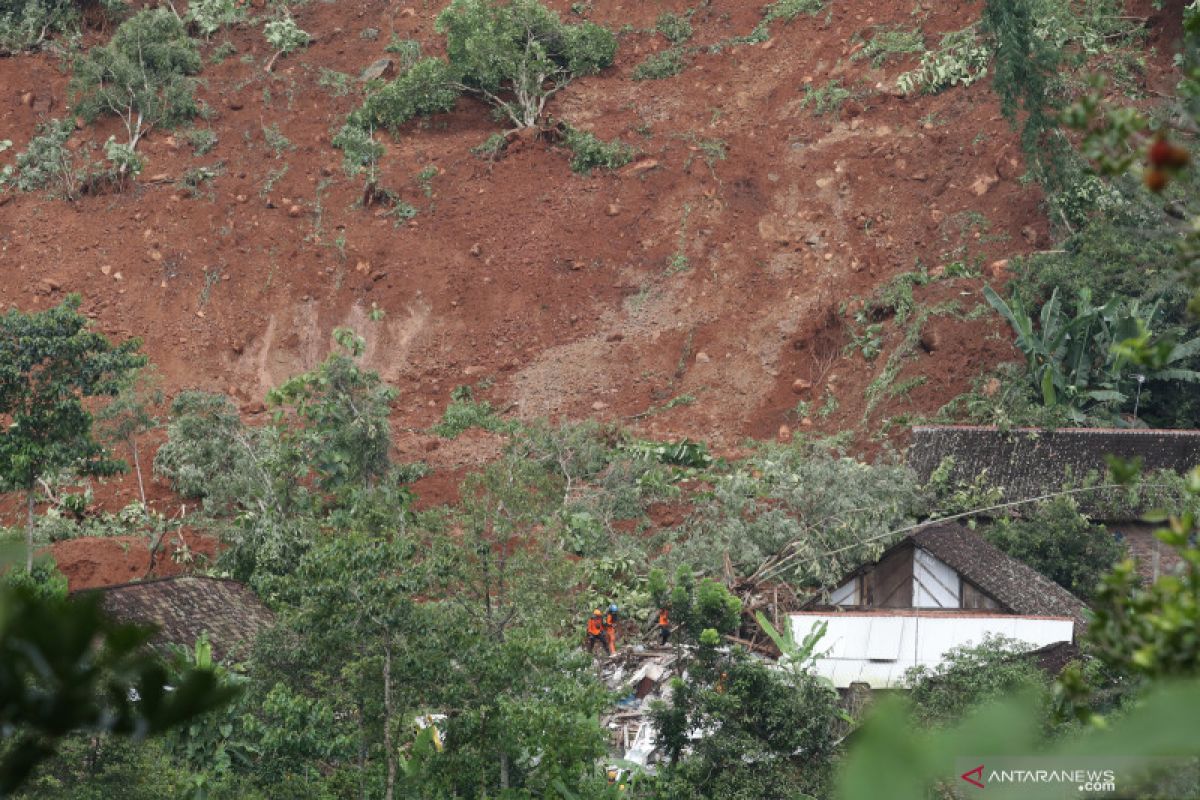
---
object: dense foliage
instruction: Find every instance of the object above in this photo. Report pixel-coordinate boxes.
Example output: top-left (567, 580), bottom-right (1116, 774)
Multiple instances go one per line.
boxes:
top-left (71, 9), bottom-right (201, 151)
top-left (345, 0), bottom-right (615, 136)
top-left (0, 296), bottom-right (144, 572)
top-left (985, 495), bottom-right (1125, 601)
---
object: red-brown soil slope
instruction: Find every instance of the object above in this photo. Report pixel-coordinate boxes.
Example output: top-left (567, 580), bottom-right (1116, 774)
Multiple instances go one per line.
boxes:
top-left (0, 0), bottom-right (1181, 583)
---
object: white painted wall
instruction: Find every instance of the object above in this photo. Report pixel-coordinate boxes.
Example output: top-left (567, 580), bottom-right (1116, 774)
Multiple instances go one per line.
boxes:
top-left (790, 612), bottom-right (1074, 689)
top-left (913, 548), bottom-right (960, 608)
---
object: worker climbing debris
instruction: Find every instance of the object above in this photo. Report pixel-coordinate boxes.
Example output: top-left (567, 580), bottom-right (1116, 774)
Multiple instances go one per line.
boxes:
top-left (656, 606), bottom-right (671, 645)
top-left (585, 608), bottom-right (608, 655)
top-left (604, 603), bottom-right (619, 655)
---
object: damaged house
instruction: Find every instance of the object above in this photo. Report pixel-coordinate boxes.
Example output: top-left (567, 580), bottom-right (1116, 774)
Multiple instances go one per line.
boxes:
top-left (792, 522), bottom-right (1089, 689)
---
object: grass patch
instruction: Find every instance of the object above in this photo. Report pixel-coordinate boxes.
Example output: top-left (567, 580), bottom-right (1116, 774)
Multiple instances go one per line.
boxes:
top-left (632, 47), bottom-right (687, 80)
top-left (432, 386), bottom-right (516, 438)
top-left (184, 127), bottom-right (218, 156)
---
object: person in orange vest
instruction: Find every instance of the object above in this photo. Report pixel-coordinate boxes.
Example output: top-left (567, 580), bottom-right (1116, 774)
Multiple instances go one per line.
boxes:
top-left (603, 603), bottom-right (618, 655)
top-left (656, 606), bottom-right (671, 645)
top-left (585, 609), bottom-right (607, 655)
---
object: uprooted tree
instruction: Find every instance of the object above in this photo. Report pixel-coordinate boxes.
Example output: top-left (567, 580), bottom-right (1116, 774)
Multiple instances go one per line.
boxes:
top-left (342, 0), bottom-right (616, 137)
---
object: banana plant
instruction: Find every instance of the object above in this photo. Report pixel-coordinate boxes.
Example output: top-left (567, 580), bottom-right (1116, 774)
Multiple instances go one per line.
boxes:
top-left (984, 285), bottom-right (1200, 421)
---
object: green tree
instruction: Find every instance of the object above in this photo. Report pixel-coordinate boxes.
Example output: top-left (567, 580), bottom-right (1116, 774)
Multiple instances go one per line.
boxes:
top-left (95, 366), bottom-right (164, 509)
top-left (251, 532), bottom-right (427, 800)
top-left (154, 330), bottom-right (412, 586)
top-left (71, 9), bottom-right (201, 153)
top-left (0, 296), bottom-right (145, 573)
top-left (265, 328), bottom-right (397, 499)
top-left (670, 441), bottom-right (922, 589)
top-left (346, 0), bottom-right (616, 134)
top-left (664, 566), bottom-right (742, 643)
top-left (985, 495), bottom-right (1125, 602)
top-left (651, 636), bottom-right (839, 799)
top-left (903, 635), bottom-right (1049, 728)
top-left (1082, 466), bottom-right (1200, 682)
top-left (982, 284), bottom-right (1200, 423)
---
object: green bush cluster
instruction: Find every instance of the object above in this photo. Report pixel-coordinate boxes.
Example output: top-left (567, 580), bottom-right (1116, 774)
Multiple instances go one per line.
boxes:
top-left (562, 127), bottom-right (633, 174)
top-left (341, 0), bottom-right (617, 154)
top-left (71, 9), bottom-right (202, 148)
top-left (632, 46), bottom-right (686, 80)
top-left (654, 11), bottom-right (692, 44)
top-left (986, 495), bottom-right (1126, 602)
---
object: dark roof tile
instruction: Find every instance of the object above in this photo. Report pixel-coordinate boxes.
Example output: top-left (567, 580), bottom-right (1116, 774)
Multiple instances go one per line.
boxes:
top-left (909, 522), bottom-right (1090, 629)
top-left (908, 426), bottom-right (1200, 516)
top-left (75, 576), bottom-right (274, 662)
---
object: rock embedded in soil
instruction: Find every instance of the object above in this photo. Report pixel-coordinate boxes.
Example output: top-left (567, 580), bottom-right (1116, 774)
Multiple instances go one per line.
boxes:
top-left (360, 58), bottom-right (394, 81)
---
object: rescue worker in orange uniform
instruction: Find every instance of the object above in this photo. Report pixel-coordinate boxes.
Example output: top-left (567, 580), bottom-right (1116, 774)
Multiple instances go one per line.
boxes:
top-left (656, 606), bottom-right (671, 645)
top-left (603, 603), bottom-right (619, 655)
top-left (585, 609), bottom-right (607, 655)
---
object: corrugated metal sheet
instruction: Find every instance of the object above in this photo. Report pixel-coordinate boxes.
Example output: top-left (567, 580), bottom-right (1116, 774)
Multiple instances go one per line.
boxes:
top-left (913, 548), bottom-right (960, 608)
top-left (790, 612), bottom-right (1075, 689)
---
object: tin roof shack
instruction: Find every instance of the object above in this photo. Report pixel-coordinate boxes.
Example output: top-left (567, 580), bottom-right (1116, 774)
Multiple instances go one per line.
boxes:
top-left (794, 523), bottom-right (1087, 689)
top-left (75, 576), bottom-right (274, 662)
top-left (909, 426), bottom-right (1200, 580)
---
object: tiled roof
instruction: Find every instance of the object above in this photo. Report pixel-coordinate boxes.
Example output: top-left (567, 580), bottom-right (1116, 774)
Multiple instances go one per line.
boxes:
top-left (908, 426), bottom-right (1200, 516)
top-left (75, 576), bottom-right (274, 662)
top-left (909, 522), bottom-right (1090, 629)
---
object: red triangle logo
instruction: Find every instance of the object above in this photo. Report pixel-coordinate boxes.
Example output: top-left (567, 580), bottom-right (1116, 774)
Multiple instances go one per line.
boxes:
top-left (961, 764), bottom-right (985, 789)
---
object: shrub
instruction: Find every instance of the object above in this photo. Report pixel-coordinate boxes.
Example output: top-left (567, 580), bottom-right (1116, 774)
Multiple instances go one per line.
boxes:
top-left (331, 124), bottom-right (384, 177)
top-left (184, 127), bottom-right (218, 155)
top-left (2, 119), bottom-right (81, 197)
top-left (432, 386), bottom-right (516, 438)
top-left (185, 0), bottom-right (244, 38)
top-left (631, 46), bottom-right (686, 80)
top-left (986, 495), bottom-right (1125, 602)
top-left (383, 35), bottom-right (422, 69)
top-left (2, 120), bottom-right (140, 198)
top-left (801, 79), bottom-right (853, 116)
top-left (263, 13), bottom-right (308, 55)
top-left (0, 0), bottom-right (122, 53)
top-left (344, 0), bottom-right (616, 134)
top-left (655, 11), bottom-right (691, 44)
top-left (762, 0), bottom-right (823, 24)
top-left (853, 25), bottom-right (924, 67)
top-left (71, 9), bottom-right (201, 150)
top-left (904, 635), bottom-right (1049, 728)
top-left (897, 26), bottom-right (990, 95)
top-left (348, 58), bottom-right (461, 131)
top-left (563, 127), bottom-right (633, 174)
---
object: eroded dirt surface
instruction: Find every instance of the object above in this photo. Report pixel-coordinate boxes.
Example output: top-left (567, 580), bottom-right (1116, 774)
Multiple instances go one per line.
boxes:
top-left (0, 0), bottom-right (1181, 583)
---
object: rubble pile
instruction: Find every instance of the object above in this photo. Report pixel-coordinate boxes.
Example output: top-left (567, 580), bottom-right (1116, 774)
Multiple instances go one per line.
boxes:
top-left (596, 644), bottom-right (687, 770)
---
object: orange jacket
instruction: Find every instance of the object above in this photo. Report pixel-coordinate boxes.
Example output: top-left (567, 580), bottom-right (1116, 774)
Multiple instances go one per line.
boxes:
top-left (658, 609), bottom-right (669, 627)
top-left (587, 616), bottom-right (604, 636)
top-left (604, 612), bottom-right (617, 630)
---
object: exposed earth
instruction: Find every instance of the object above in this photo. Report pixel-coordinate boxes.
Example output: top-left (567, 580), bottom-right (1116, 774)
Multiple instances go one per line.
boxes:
top-left (0, 0), bottom-right (1182, 589)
